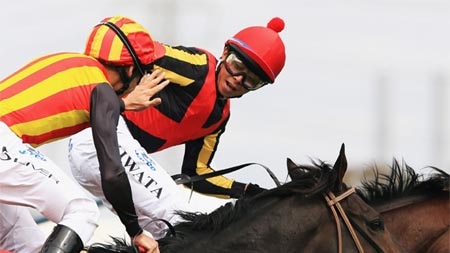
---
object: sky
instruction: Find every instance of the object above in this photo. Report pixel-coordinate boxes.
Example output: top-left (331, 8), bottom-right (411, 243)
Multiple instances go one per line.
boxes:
top-left (1, 0), bottom-right (449, 189)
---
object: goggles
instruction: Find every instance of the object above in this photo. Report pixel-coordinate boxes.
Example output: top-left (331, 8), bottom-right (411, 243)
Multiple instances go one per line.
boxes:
top-left (223, 52), bottom-right (268, 91)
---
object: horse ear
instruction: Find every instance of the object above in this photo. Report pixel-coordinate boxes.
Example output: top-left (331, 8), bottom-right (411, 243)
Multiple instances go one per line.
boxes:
top-left (332, 143), bottom-right (348, 191)
top-left (287, 158), bottom-right (298, 178)
top-left (287, 158), bottom-right (297, 170)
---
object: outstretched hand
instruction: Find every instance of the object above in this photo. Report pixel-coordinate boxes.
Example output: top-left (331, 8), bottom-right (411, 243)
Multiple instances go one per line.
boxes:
top-left (123, 69), bottom-right (170, 111)
top-left (133, 232), bottom-right (160, 253)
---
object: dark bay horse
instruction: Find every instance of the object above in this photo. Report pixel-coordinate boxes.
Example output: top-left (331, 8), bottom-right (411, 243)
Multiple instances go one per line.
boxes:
top-left (357, 160), bottom-right (450, 253)
top-left (87, 144), bottom-right (401, 253)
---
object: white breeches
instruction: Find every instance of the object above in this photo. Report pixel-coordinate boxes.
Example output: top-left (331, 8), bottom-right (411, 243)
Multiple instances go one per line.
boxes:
top-left (68, 117), bottom-right (191, 239)
top-left (0, 204), bottom-right (45, 253)
top-left (0, 121), bottom-right (99, 249)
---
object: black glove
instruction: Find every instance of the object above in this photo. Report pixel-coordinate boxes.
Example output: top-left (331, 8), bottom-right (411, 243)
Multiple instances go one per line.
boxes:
top-left (244, 183), bottom-right (267, 197)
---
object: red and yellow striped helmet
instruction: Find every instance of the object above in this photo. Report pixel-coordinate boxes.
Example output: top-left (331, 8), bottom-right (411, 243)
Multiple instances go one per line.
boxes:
top-left (84, 16), bottom-right (165, 66)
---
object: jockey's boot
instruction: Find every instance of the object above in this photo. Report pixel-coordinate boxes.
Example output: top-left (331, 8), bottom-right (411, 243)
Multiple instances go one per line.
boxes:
top-left (39, 224), bottom-right (83, 253)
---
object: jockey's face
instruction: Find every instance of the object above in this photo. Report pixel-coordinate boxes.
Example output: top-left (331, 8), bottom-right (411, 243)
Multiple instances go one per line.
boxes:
top-left (216, 48), bottom-right (251, 98)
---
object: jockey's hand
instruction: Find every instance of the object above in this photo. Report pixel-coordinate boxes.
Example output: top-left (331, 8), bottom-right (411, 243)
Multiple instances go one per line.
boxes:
top-left (133, 232), bottom-right (159, 253)
top-left (244, 183), bottom-right (267, 197)
top-left (123, 69), bottom-right (170, 111)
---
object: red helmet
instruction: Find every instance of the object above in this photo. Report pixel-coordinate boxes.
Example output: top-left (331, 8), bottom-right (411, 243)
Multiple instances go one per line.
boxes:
top-left (84, 16), bottom-right (165, 67)
top-left (225, 17), bottom-right (286, 83)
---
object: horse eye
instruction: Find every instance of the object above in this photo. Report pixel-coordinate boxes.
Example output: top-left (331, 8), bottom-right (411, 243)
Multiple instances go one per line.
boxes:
top-left (367, 218), bottom-right (384, 231)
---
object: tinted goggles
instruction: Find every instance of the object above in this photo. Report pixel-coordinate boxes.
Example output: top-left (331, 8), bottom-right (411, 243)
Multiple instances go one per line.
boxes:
top-left (223, 52), bottom-right (267, 91)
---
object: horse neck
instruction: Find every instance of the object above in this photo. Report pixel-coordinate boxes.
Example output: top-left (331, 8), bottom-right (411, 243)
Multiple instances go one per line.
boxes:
top-left (379, 193), bottom-right (449, 253)
top-left (161, 195), bottom-right (332, 253)
top-left (374, 191), bottom-right (447, 213)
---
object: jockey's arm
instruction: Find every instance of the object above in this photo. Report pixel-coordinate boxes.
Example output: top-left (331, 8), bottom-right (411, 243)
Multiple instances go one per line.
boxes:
top-left (181, 131), bottom-right (249, 199)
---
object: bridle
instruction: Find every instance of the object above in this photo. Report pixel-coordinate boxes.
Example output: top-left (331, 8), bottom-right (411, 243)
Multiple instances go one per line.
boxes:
top-left (324, 187), bottom-right (385, 253)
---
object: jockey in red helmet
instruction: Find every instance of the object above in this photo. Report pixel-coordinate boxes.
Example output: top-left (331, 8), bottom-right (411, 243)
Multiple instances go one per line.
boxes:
top-left (69, 16), bottom-right (287, 206)
top-left (225, 17), bottom-right (286, 84)
top-left (216, 17), bottom-right (285, 100)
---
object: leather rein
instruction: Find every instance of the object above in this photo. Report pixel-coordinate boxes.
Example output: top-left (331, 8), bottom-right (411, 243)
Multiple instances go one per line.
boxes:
top-left (324, 187), bottom-right (385, 253)
top-left (171, 162), bottom-right (282, 187)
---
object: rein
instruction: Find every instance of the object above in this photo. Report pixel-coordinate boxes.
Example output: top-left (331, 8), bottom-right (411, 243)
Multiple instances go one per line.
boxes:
top-left (324, 187), bottom-right (384, 253)
top-left (145, 218), bottom-right (177, 237)
top-left (172, 162), bottom-right (282, 187)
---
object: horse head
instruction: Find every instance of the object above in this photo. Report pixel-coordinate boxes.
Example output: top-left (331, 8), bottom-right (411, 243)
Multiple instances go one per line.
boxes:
top-left (285, 143), bottom-right (401, 253)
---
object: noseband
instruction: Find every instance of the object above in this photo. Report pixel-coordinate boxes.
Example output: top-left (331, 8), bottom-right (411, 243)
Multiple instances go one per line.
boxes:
top-left (324, 187), bottom-right (384, 253)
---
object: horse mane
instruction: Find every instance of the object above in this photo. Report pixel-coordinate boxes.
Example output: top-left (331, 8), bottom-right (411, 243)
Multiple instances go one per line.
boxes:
top-left (157, 159), bottom-right (337, 249)
top-left (85, 236), bottom-right (135, 253)
top-left (357, 158), bottom-right (449, 203)
top-left (85, 160), bottom-right (339, 252)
